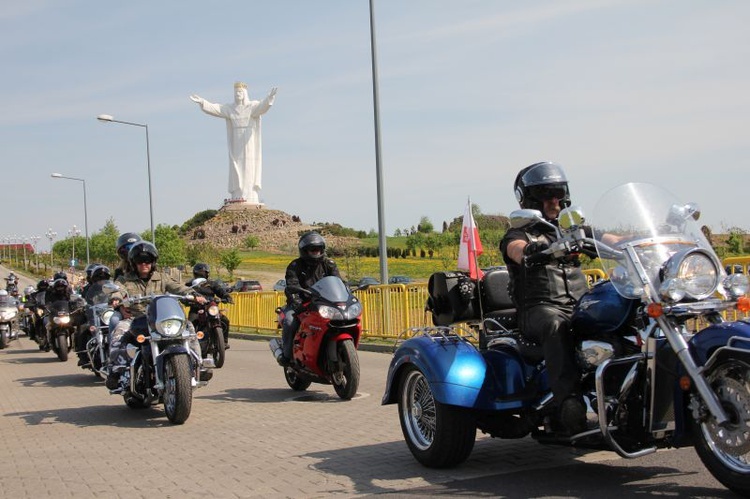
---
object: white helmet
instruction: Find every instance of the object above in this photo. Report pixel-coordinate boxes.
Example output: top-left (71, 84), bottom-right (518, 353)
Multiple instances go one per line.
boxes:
top-left (0, 290), bottom-right (8, 296)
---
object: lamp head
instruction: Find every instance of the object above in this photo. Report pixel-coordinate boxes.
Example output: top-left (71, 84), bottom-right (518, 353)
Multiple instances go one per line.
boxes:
top-left (97, 114), bottom-right (114, 122)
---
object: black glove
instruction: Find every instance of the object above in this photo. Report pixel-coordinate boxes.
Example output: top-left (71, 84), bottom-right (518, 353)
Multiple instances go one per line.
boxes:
top-left (523, 241), bottom-right (551, 266)
top-left (290, 297), bottom-right (304, 312)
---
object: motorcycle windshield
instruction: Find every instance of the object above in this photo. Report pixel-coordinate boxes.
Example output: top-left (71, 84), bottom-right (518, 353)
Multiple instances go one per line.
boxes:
top-left (309, 276), bottom-right (351, 302)
top-left (589, 182), bottom-right (719, 300)
top-left (85, 280), bottom-right (117, 305)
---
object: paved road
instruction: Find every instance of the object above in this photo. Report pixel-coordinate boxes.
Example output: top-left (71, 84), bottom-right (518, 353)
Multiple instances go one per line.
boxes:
top-left (0, 329), bottom-right (735, 498)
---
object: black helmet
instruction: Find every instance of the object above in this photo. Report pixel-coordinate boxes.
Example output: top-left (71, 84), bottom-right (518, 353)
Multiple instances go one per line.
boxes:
top-left (90, 264), bottom-right (111, 282)
top-left (128, 241), bottom-right (159, 269)
top-left (513, 161), bottom-right (571, 213)
top-left (116, 232), bottom-right (142, 260)
top-left (193, 263), bottom-right (210, 279)
top-left (53, 271), bottom-right (68, 281)
top-left (37, 279), bottom-right (50, 292)
top-left (52, 278), bottom-right (68, 292)
top-left (298, 232), bottom-right (326, 262)
top-left (84, 263), bottom-right (99, 282)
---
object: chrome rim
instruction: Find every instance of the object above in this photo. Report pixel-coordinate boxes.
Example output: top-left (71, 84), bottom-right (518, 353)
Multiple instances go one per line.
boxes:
top-left (401, 369), bottom-right (436, 451)
top-left (164, 360), bottom-right (176, 414)
top-left (701, 362), bottom-right (750, 473)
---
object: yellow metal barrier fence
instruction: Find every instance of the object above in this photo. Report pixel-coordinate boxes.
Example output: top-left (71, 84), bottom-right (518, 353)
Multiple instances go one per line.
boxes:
top-left (223, 261), bottom-right (749, 340)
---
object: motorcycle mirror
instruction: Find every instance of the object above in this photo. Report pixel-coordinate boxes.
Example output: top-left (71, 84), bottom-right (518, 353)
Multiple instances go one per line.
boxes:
top-left (102, 282), bottom-right (120, 293)
top-left (509, 209), bottom-right (544, 229)
top-left (667, 202), bottom-right (701, 227)
top-left (558, 206), bottom-right (585, 230)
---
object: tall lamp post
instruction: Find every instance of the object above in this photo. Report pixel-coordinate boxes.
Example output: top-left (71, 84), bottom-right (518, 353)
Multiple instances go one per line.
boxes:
top-left (20, 235), bottom-right (28, 271)
top-left (30, 235), bottom-right (40, 270)
top-left (51, 173), bottom-right (90, 265)
top-left (68, 225), bottom-right (81, 268)
top-left (97, 114), bottom-right (155, 243)
top-left (46, 228), bottom-right (57, 267)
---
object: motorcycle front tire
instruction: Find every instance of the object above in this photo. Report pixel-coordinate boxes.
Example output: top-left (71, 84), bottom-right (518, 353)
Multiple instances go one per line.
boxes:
top-left (163, 355), bottom-right (193, 424)
top-left (332, 339), bottom-right (360, 400)
top-left (211, 326), bottom-right (226, 368)
top-left (398, 365), bottom-right (476, 468)
top-left (56, 334), bottom-right (69, 362)
top-left (691, 359), bottom-right (750, 496)
top-left (0, 328), bottom-right (7, 349)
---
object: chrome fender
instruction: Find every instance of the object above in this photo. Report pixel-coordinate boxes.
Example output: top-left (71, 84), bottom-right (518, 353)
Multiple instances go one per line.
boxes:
top-left (381, 335), bottom-right (529, 411)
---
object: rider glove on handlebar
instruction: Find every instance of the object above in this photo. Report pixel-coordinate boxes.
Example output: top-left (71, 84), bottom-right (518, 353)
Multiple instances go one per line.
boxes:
top-left (523, 241), bottom-right (552, 266)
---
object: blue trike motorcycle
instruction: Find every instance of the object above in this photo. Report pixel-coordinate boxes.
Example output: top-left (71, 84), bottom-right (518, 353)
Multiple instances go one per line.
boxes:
top-left (382, 183), bottom-right (750, 495)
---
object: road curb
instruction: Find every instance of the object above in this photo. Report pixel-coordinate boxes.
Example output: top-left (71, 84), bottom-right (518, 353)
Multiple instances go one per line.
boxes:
top-left (228, 331), bottom-right (396, 354)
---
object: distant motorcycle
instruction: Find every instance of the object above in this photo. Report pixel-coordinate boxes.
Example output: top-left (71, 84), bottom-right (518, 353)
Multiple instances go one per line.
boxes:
top-left (192, 296), bottom-right (229, 369)
top-left (270, 276), bottom-right (362, 400)
top-left (111, 293), bottom-right (213, 424)
top-left (46, 298), bottom-right (84, 361)
top-left (80, 281), bottom-right (118, 377)
top-left (0, 295), bottom-right (19, 349)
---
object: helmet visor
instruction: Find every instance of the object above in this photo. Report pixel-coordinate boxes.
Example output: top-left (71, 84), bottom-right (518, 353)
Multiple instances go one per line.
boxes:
top-left (529, 184), bottom-right (568, 201)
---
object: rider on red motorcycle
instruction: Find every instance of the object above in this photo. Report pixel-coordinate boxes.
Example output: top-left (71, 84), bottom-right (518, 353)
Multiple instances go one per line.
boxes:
top-left (278, 232), bottom-right (340, 365)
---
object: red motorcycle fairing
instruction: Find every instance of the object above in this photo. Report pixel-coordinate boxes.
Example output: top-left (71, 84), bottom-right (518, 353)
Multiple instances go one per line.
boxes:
top-left (293, 308), bottom-right (361, 378)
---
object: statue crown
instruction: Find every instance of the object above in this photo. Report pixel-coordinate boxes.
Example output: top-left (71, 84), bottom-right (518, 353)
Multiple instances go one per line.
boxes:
top-left (234, 81), bottom-right (248, 89)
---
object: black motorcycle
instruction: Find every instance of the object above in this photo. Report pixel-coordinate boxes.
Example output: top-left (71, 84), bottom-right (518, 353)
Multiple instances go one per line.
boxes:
top-left (80, 281), bottom-right (117, 377)
top-left (192, 296), bottom-right (229, 368)
top-left (45, 299), bottom-right (83, 361)
top-left (111, 293), bottom-right (213, 424)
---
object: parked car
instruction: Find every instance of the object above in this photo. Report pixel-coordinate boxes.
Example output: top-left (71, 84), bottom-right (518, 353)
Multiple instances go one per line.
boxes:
top-left (233, 280), bottom-right (263, 292)
top-left (357, 277), bottom-right (380, 287)
top-left (273, 279), bottom-right (286, 292)
top-left (388, 275), bottom-right (413, 285)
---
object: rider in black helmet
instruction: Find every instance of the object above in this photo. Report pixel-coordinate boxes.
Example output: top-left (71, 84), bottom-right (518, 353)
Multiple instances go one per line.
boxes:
top-left (114, 232), bottom-right (142, 279)
top-left (501, 161), bottom-right (589, 435)
top-left (277, 232), bottom-right (341, 365)
top-left (186, 262), bottom-right (234, 349)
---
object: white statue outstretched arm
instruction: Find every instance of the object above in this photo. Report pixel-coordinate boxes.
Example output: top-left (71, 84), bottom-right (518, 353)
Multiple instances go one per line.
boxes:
top-left (189, 94), bottom-right (204, 104)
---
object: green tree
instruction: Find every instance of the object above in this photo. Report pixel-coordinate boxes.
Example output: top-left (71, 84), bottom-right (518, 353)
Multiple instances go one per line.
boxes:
top-left (727, 228), bottom-right (746, 255)
top-left (220, 248), bottom-right (242, 280)
top-left (149, 224), bottom-right (186, 268)
top-left (244, 235), bottom-right (260, 249)
top-left (418, 216), bottom-right (434, 234)
top-left (88, 218), bottom-right (120, 267)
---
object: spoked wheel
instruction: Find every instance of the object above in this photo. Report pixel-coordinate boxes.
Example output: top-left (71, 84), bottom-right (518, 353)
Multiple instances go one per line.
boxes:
top-left (398, 365), bottom-right (476, 468)
top-left (56, 334), bottom-right (69, 362)
top-left (332, 339), bottom-right (360, 400)
top-left (163, 355), bottom-right (193, 424)
top-left (210, 327), bottom-right (226, 368)
top-left (692, 359), bottom-right (750, 496)
top-left (284, 367), bottom-right (312, 391)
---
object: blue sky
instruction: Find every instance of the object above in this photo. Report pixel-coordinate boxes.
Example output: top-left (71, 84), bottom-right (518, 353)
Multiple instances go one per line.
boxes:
top-left (2, 0), bottom-right (749, 252)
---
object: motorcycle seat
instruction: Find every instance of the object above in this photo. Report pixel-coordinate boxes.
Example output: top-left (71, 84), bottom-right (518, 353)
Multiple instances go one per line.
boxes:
top-left (487, 333), bottom-right (544, 364)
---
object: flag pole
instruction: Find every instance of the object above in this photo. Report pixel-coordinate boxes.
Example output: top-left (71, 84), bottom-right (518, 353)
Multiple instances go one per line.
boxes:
top-left (467, 197), bottom-right (486, 348)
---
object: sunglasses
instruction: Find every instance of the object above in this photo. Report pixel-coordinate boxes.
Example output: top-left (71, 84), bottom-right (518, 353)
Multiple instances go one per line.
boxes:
top-left (531, 186), bottom-right (567, 201)
top-left (134, 257), bottom-right (155, 264)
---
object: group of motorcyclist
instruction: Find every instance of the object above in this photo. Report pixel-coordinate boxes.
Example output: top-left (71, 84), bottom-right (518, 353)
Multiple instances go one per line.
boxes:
top-left (4, 161), bottom-right (588, 434)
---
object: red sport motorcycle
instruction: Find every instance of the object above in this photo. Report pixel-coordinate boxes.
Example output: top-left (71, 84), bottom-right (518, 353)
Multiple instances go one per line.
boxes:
top-left (270, 276), bottom-right (362, 400)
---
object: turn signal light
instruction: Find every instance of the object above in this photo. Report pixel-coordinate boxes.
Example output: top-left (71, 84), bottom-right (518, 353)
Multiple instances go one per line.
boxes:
top-left (136, 334), bottom-right (146, 343)
top-left (647, 303), bottom-right (663, 318)
top-left (679, 375), bottom-right (692, 391)
top-left (196, 331), bottom-right (205, 340)
top-left (737, 296), bottom-right (750, 313)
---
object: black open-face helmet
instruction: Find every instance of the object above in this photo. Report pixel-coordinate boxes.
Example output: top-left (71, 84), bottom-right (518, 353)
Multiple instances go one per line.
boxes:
top-left (37, 279), bottom-right (50, 292)
top-left (90, 264), bottom-right (111, 283)
top-left (513, 161), bottom-right (571, 213)
top-left (193, 263), bottom-right (210, 279)
top-left (53, 271), bottom-right (68, 281)
top-left (128, 241), bottom-right (159, 272)
top-left (52, 278), bottom-right (68, 292)
top-left (116, 232), bottom-right (142, 261)
top-left (84, 263), bottom-right (99, 283)
top-left (298, 232), bottom-right (326, 262)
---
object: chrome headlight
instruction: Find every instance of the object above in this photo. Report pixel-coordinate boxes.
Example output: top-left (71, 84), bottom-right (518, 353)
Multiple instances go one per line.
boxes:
top-left (156, 318), bottom-right (185, 337)
top-left (36, 308), bottom-right (45, 317)
top-left (659, 248), bottom-right (719, 302)
top-left (208, 304), bottom-right (219, 316)
top-left (723, 273), bottom-right (750, 300)
top-left (318, 302), bottom-right (362, 320)
top-left (101, 309), bottom-right (115, 326)
top-left (53, 315), bottom-right (71, 325)
top-left (0, 308), bottom-right (17, 321)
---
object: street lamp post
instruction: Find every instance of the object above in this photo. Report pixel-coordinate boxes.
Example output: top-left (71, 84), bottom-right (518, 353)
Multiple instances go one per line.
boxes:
top-left (51, 173), bottom-right (90, 265)
top-left (11, 234), bottom-right (18, 265)
top-left (68, 225), bottom-right (81, 268)
top-left (21, 236), bottom-right (27, 271)
top-left (46, 228), bottom-right (57, 267)
top-left (97, 114), bottom-right (155, 243)
top-left (30, 236), bottom-right (40, 271)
